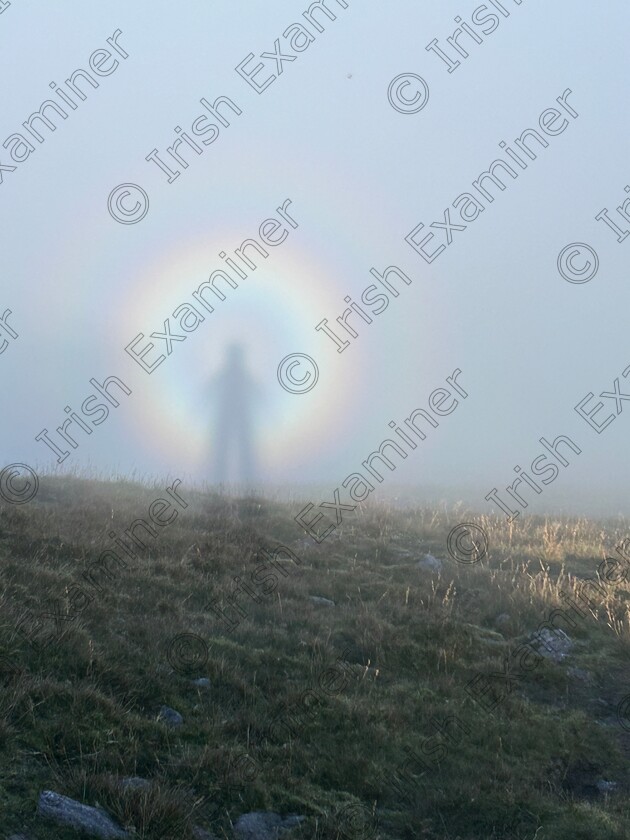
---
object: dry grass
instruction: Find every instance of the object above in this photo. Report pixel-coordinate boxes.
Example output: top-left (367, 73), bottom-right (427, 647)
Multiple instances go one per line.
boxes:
top-left (1, 475), bottom-right (630, 839)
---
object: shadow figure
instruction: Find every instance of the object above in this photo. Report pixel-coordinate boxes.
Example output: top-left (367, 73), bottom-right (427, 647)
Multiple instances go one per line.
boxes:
top-left (209, 343), bottom-right (260, 487)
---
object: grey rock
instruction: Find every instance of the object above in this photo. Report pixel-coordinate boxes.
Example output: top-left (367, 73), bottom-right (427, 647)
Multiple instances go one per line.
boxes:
top-left (597, 779), bottom-right (618, 794)
top-left (309, 596), bottom-right (335, 607)
top-left (192, 827), bottom-right (218, 840)
top-left (495, 613), bottom-right (511, 629)
top-left (157, 705), bottom-right (184, 727)
top-left (530, 628), bottom-right (573, 662)
top-left (233, 811), bottom-right (306, 840)
top-left (37, 790), bottom-right (129, 839)
top-left (191, 677), bottom-right (211, 689)
top-left (119, 776), bottom-right (151, 791)
top-left (418, 553), bottom-right (442, 572)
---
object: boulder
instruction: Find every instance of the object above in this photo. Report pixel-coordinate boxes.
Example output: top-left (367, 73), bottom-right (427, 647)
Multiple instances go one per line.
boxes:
top-left (37, 790), bottom-right (128, 839)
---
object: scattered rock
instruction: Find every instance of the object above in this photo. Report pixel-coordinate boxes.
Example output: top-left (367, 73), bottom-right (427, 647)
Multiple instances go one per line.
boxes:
top-left (157, 705), bottom-right (184, 727)
top-left (530, 628), bottom-right (573, 662)
top-left (191, 677), bottom-right (211, 689)
top-left (233, 812), bottom-right (306, 840)
top-left (119, 776), bottom-right (151, 791)
top-left (309, 596), bottom-right (335, 607)
top-left (597, 779), bottom-right (618, 794)
top-left (37, 790), bottom-right (129, 839)
top-left (418, 554), bottom-right (442, 572)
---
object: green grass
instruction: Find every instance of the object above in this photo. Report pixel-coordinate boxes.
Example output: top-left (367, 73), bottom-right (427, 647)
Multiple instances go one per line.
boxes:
top-left (1, 476), bottom-right (630, 839)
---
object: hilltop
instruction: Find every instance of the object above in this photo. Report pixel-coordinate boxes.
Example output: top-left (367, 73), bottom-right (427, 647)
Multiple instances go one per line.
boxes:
top-left (1, 476), bottom-right (630, 839)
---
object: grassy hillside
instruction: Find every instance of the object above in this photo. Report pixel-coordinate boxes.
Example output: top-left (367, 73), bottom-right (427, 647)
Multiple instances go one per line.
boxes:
top-left (1, 476), bottom-right (630, 839)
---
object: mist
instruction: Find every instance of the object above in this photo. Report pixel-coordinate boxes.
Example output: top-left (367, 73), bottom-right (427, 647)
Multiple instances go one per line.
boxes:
top-left (2, 0), bottom-right (629, 520)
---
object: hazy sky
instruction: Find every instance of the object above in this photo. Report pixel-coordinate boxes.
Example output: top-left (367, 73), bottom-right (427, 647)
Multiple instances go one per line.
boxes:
top-left (2, 0), bottom-right (629, 516)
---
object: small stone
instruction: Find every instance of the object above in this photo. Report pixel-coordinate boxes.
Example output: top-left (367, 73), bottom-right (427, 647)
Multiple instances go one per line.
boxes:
top-left (37, 790), bottom-right (129, 839)
top-left (191, 677), bottom-right (211, 689)
top-left (119, 776), bottom-right (151, 791)
top-left (495, 613), bottom-right (511, 629)
top-left (234, 812), bottom-right (281, 840)
top-left (597, 779), bottom-right (618, 793)
top-left (233, 812), bottom-right (306, 840)
top-left (157, 705), bottom-right (183, 727)
top-left (530, 628), bottom-right (573, 663)
top-left (418, 554), bottom-right (442, 572)
top-left (192, 826), bottom-right (218, 840)
top-left (309, 596), bottom-right (335, 607)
